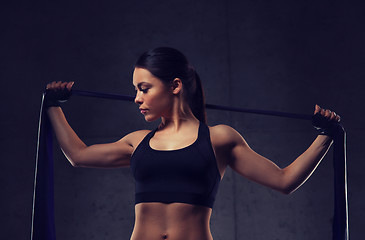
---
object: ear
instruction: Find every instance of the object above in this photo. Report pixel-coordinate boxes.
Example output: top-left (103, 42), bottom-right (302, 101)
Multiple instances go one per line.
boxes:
top-left (171, 78), bottom-right (183, 94)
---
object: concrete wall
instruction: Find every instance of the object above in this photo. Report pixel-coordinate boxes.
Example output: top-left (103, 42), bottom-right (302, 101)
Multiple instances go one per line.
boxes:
top-left (1, 0), bottom-right (364, 239)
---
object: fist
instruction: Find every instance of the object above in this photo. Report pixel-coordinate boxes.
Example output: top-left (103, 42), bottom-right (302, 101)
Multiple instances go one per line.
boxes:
top-left (46, 81), bottom-right (74, 92)
top-left (44, 81), bottom-right (74, 108)
top-left (312, 104), bottom-right (342, 137)
top-left (313, 104), bottom-right (341, 122)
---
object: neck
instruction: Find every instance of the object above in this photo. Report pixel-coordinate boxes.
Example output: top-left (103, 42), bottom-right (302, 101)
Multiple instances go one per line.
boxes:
top-left (160, 100), bottom-right (198, 131)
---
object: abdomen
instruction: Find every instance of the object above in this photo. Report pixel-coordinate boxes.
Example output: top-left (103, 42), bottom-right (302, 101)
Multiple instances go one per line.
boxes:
top-left (131, 202), bottom-right (213, 240)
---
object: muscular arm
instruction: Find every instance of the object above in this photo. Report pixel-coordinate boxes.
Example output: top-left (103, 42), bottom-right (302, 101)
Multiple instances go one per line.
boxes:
top-left (224, 126), bottom-right (332, 194)
top-left (281, 135), bottom-right (332, 193)
top-left (47, 107), bottom-right (141, 168)
top-left (212, 105), bottom-right (340, 194)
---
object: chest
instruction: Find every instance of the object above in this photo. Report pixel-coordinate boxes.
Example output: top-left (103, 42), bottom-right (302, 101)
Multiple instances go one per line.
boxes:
top-left (133, 141), bottom-right (213, 178)
top-left (149, 131), bottom-right (198, 151)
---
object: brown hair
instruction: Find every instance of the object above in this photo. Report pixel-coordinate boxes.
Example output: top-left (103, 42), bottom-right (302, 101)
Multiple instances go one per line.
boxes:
top-left (135, 47), bottom-right (207, 123)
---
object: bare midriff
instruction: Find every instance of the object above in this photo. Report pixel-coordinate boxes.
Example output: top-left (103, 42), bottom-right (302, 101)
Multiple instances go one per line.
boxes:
top-left (130, 202), bottom-right (213, 240)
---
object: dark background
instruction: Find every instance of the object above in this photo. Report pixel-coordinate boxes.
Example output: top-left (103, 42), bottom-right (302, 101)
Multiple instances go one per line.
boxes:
top-left (1, 0), bottom-right (364, 239)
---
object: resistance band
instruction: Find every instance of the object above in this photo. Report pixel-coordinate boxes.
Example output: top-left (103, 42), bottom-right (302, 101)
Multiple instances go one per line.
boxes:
top-left (31, 89), bottom-right (349, 240)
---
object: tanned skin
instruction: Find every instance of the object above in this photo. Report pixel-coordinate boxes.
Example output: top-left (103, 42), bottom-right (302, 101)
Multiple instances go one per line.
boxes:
top-left (46, 70), bottom-right (340, 240)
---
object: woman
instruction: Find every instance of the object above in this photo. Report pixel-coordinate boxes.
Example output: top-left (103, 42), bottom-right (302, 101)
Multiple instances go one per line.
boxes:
top-left (45, 47), bottom-right (340, 240)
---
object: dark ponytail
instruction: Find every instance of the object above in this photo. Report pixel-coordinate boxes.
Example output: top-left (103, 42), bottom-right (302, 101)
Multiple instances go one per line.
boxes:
top-left (135, 47), bottom-right (207, 124)
top-left (188, 67), bottom-right (206, 124)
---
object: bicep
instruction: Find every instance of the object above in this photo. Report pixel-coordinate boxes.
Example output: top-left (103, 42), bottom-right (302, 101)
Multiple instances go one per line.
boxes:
top-left (68, 134), bottom-right (136, 168)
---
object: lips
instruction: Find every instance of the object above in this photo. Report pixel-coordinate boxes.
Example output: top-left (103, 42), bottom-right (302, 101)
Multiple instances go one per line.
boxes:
top-left (139, 108), bottom-right (148, 114)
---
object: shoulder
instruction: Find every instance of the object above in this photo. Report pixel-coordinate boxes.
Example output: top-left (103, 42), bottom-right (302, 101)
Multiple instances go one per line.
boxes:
top-left (125, 129), bottom-right (152, 139)
top-left (208, 124), bottom-right (246, 149)
top-left (117, 129), bottom-right (152, 148)
top-left (209, 124), bottom-right (243, 140)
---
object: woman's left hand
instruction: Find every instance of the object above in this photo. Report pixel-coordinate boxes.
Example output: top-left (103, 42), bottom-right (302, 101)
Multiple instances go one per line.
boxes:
top-left (312, 104), bottom-right (342, 137)
top-left (314, 104), bottom-right (341, 122)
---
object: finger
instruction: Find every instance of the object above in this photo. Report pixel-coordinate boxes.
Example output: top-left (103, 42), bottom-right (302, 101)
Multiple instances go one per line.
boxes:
top-left (56, 81), bottom-right (63, 89)
top-left (66, 81), bottom-right (74, 91)
top-left (324, 109), bottom-right (332, 118)
top-left (336, 114), bottom-right (341, 122)
top-left (314, 104), bottom-right (321, 114)
top-left (60, 82), bottom-right (68, 89)
top-left (50, 81), bottom-right (58, 89)
top-left (329, 111), bottom-right (336, 121)
top-left (320, 108), bottom-right (326, 116)
top-left (49, 81), bottom-right (55, 89)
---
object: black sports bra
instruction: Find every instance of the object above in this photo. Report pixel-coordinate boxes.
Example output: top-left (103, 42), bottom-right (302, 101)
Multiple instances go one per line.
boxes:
top-left (130, 122), bottom-right (221, 208)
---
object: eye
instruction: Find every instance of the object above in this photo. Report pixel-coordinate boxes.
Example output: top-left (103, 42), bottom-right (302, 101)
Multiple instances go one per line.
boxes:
top-left (135, 83), bottom-right (151, 93)
top-left (140, 88), bottom-right (149, 93)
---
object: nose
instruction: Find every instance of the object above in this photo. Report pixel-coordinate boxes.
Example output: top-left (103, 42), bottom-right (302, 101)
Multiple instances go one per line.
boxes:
top-left (134, 91), bottom-right (143, 104)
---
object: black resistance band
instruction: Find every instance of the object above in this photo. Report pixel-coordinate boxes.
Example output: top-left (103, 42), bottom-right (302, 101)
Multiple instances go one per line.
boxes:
top-left (31, 89), bottom-right (349, 240)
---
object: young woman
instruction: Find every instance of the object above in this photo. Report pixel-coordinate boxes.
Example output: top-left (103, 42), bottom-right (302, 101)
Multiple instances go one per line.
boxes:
top-left (45, 47), bottom-right (341, 240)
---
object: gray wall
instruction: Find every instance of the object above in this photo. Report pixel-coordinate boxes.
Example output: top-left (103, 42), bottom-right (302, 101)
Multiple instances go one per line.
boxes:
top-left (1, 0), bottom-right (364, 239)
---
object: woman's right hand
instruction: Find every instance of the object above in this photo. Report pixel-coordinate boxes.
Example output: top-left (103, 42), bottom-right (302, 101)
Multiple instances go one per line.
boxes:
top-left (44, 81), bottom-right (74, 108)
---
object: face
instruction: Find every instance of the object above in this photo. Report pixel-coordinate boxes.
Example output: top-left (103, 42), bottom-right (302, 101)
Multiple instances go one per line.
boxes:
top-left (133, 68), bottom-right (173, 122)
